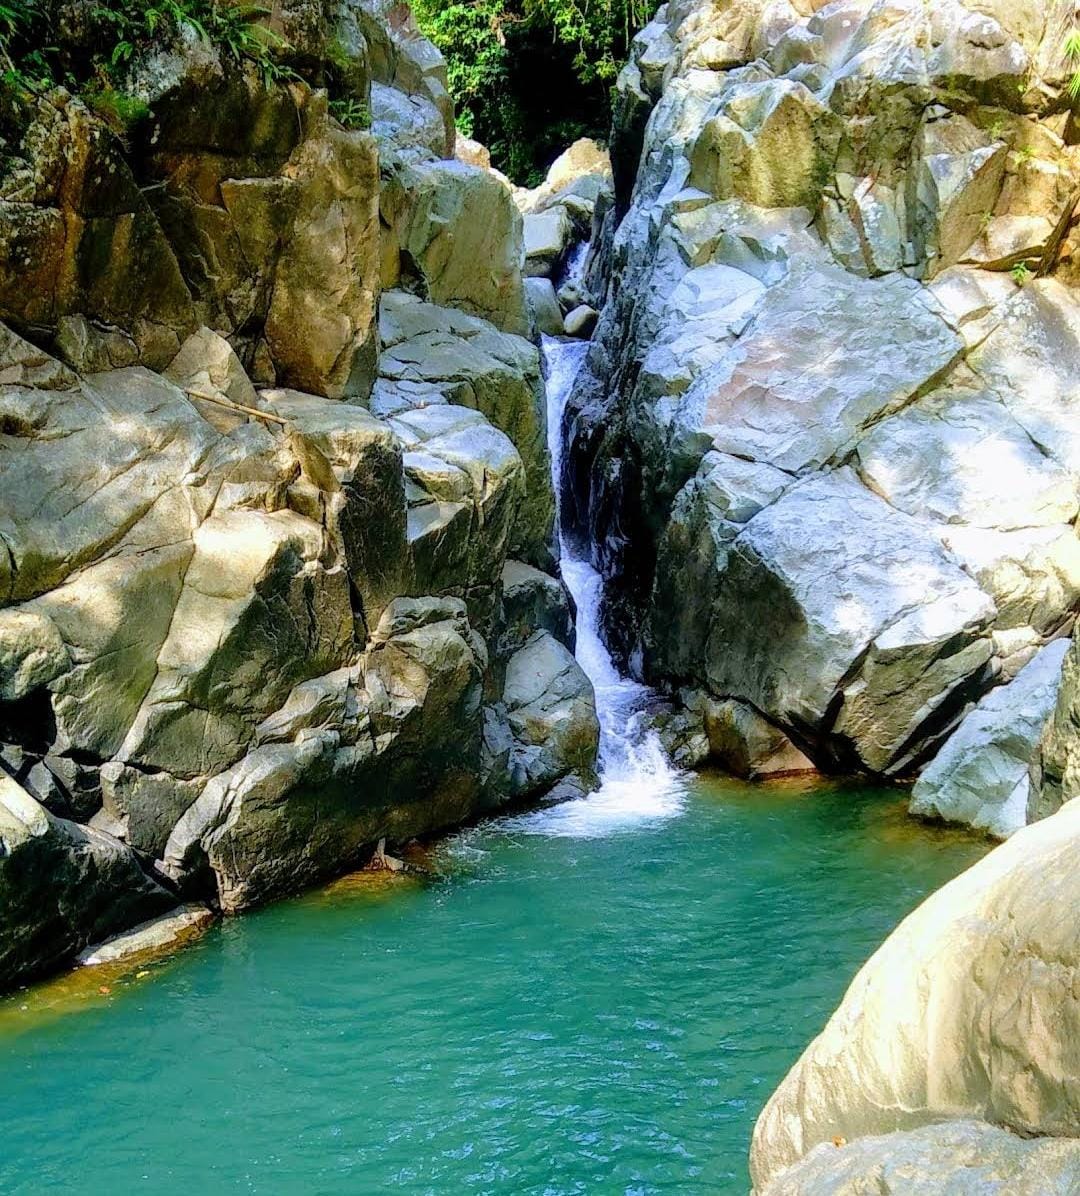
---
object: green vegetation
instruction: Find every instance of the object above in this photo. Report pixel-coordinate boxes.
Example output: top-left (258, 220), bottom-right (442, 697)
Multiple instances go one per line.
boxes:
top-left (1066, 28), bottom-right (1080, 98)
top-left (412, 0), bottom-right (659, 184)
top-left (329, 95), bottom-right (371, 129)
top-left (1011, 261), bottom-right (1032, 286)
top-left (0, 0), bottom-right (295, 133)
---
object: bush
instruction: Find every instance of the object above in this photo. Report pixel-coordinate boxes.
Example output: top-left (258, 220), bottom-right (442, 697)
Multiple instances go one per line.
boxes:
top-left (412, 0), bottom-right (659, 184)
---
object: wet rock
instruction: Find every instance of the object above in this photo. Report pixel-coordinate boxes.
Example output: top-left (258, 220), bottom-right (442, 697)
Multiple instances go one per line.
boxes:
top-left (498, 631), bottom-right (599, 800)
top-left (562, 304), bottom-right (598, 338)
top-left (77, 903), bottom-right (214, 967)
top-left (525, 278), bottom-right (566, 337)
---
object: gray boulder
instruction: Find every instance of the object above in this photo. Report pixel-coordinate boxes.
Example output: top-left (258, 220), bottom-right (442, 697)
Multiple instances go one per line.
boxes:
top-left (751, 798), bottom-right (1080, 1190)
top-left (497, 631), bottom-right (599, 801)
top-left (911, 639), bottom-right (1070, 839)
top-left (525, 277), bottom-right (567, 337)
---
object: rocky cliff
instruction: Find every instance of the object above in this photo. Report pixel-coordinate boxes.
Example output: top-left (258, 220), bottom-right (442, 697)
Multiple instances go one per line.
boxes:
top-left (561, 2), bottom-right (1080, 1187)
top-left (565, 0), bottom-right (1080, 833)
top-left (0, 0), bottom-right (600, 987)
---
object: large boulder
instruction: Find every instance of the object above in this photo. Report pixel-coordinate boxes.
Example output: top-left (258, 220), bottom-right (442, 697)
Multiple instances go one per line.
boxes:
top-left (750, 798), bottom-right (1080, 1190)
top-left (160, 597), bottom-right (487, 911)
top-left (382, 160), bottom-right (529, 336)
top-left (498, 631), bottom-right (599, 800)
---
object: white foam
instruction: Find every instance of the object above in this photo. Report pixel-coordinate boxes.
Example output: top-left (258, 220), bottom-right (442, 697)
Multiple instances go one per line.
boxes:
top-left (501, 335), bottom-right (687, 839)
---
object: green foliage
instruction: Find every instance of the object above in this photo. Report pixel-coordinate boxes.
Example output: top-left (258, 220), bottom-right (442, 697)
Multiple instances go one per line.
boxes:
top-left (1067, 29), bottom-right (1080, 100)
top-left (0, 0), bottom-right (296, 110)
top-left (413, 0), bottom-right (660, 183)
top-left (329, 95), bottom-right (371, 129)
top-left (1011, 261), bottom-right (1032, 286)
top-left (82, 80), bottom-right (151, 134)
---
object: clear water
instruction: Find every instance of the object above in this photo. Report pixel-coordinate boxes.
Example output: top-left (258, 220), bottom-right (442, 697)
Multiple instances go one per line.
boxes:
top-left (0, 779), bottom-right (984, 1194)
top-left (0, 303), bottom-right (986, 1194)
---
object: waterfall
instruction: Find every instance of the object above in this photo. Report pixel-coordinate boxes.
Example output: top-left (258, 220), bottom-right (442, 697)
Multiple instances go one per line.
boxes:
top-left (502, 332), bottom-right (686, 838)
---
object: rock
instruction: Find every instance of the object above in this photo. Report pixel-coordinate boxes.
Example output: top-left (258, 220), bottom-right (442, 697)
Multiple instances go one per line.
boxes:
top-left (0, 777), bottom-right (174, 987)
top-left (695, 695), bottom-right (814, 780)
top-left (263, 119), bottom-right (381, 400)
top-left (703, 469), bottom-right (996, 774)
top-left (377, 292), bottom-right (554, 567)
top-left (385, 160), bottom-right (529, 336)
top-left (161, 597), bottom-right (487, 911)
top-left (1032, 626), bottom-right (1080, 822)
top-left (750, 797), bottom-right (1080, 1190)
top-left (0, 323), bottom-right (77, 390)
top-left (688, 77), bottom-right (839, 212)
top-left (370, 81), bottom-right (448, 163)
top-left (355, 0), bottom-right (454, 155)
top-left (498, 631), bottom-right (599, 800)
top-left (909, 112), bottom-right (1008, 277)
top-left (118, 508), bottom-right (352, 779)
top-left (516, 139), bottom-right (612, 216)
top-left (910, 640), bottom-right (1070, 839)
top-left (497, 560), bottom-right (574, 658)
top-left (0, 368), bottom-right (219, 603)
top-left (759, 1120), bottom-right (1080, 1196)
top-left (562, 304), bottom-right (598, 338)
top-left (0, 608), bottom-right (69, 702)
top-left (77, 903), bottom-right (214, 967)
top-left (523, 208), bottom-right (573, 278)
top-left (525, 277), bottom-right (566, 337)
top-left (0, 98), bottom-right (195, 368)
top-left (455, 133), bottom-right (491, 169)
top-left (259, 387), bottom-right (410, 627)
top-left (165, 325), bottom-right (261, 432)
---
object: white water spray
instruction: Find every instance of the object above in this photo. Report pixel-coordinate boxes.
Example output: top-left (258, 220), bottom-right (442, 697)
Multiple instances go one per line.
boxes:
top-left (503, 327), bottom-right (686, 839)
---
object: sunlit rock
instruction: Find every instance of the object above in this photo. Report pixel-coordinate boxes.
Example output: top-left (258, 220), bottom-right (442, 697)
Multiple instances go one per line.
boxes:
top-left (910, 639), bottom-right (1070, 838)
top-left (750, 798), bottom-right (1080, 1189)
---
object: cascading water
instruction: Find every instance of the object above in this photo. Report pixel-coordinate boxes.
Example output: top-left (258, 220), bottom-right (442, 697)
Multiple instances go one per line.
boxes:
top-left (502, 311), bottom-right (686, 838)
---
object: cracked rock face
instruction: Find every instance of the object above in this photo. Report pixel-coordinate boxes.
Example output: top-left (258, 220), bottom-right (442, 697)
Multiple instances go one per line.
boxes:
top-left (0, 4), bottom-right (598, 986)
top-left (566, 0), bottom-right (1080, 790)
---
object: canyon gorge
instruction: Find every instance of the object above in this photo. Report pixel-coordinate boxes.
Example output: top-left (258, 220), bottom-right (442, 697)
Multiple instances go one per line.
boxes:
top-left (1, 0), bottom-right (1080, 1190)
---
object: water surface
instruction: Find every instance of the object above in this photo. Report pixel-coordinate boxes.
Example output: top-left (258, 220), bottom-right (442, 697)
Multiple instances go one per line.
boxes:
top-left (0, 778), bottom-right (984, 1194)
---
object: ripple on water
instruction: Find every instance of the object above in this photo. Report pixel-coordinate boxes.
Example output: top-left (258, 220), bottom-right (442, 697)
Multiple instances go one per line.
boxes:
top-left (0, 777), bottom-right (986, 1195)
